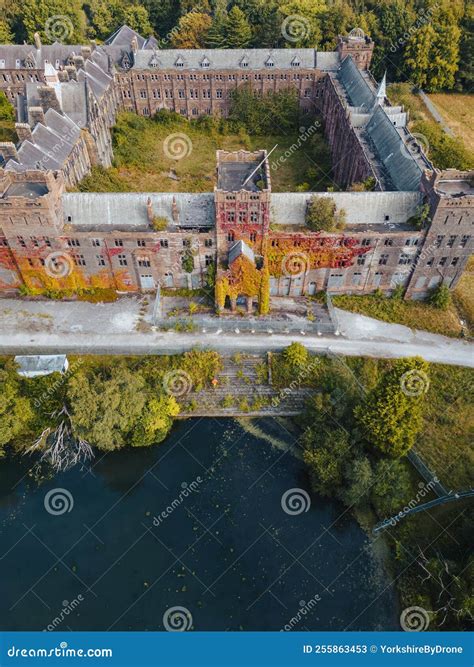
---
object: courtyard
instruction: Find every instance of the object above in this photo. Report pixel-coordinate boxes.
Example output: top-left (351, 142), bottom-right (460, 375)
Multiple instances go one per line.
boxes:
top-left (76, 112), bottom-right (334, 194)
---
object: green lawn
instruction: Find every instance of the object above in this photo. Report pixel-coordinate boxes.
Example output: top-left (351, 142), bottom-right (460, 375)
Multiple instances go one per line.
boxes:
top-left (77, 112), bottom-right (333, 193)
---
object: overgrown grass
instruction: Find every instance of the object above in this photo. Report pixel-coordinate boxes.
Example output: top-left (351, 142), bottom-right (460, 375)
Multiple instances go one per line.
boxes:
top-left (333, 292), bottom-right (464, 337)
top-left (429, 93), bottom-right (474, 153)
top-left (76, 111), bottom-right (333, 193)
top-left (453, 256), bottom-right (474, 336)
top-left (416, 364), bottom-right (474, 490)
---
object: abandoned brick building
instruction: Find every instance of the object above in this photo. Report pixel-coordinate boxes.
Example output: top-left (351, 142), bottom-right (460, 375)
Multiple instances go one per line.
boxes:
top-left (0, 25), bottom-right (472, 312)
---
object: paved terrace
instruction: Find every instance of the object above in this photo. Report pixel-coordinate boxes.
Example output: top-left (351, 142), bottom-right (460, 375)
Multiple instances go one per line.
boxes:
top-left (0, 297), bottom-right (472, 368)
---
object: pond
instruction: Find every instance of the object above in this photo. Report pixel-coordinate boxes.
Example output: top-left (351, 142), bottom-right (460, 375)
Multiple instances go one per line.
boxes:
top-left (0, 418), bottom-right (399, 631)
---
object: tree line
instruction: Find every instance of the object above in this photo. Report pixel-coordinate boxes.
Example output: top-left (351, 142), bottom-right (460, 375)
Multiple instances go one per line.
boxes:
top-left (0, 350), bottom-right (222, 466)
top-left (1, 0), bottom-right (472, 92)
top-left (272, 343), bottom-right (473, 629)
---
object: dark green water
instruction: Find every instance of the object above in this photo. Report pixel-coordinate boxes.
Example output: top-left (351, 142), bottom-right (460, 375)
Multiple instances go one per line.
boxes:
top-left (0, 418), bottom-right (399, 631)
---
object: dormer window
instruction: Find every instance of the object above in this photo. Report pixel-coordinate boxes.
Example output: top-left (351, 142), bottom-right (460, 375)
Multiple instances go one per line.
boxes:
top-left (239, 57), bottom-right (249, 68)
top-left (175, 56), bottom-right (185, 68)
top-left (265, 57), bottom-right (274, 68)
top-left (291, 57), bottom-right (300, 67)
top-left (121, 53), bottom-right (131, 69)
top-left (148, 55), bottom-right (159, 68)
top-left (55, 59), bottom-right (60, 68)
top-left (15, 59), bottom-right (21, 68)
top-left (0, 60), bottom-right (5, 69)
top-left (200, 57), bottom-right (210, 68)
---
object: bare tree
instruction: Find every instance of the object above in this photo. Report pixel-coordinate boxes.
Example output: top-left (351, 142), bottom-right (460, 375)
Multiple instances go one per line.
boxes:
top-left (25, 406), bottom-right (94, 472)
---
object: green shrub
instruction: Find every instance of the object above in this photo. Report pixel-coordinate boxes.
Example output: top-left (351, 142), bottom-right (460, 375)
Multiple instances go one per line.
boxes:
top-left (151, 216), bottom-right (168, 231)
top-left (429, 283), bottom-right (451, 310)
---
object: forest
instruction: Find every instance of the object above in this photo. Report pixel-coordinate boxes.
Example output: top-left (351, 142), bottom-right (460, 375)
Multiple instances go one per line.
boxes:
top-left (0, 0), bottom-right (472, 92)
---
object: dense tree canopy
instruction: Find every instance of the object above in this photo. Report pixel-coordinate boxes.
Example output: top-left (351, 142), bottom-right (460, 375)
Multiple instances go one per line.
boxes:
top-left (355, 357), bottom-right (428, 457)
top-left (0, 365), bottom-right (34, 454)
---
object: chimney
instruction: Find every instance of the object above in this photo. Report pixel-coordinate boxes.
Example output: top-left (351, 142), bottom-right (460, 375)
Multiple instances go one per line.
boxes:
top-left (0, 142), bottom-right (18, 163)
top-left (38, 86), bottom-right (61, 113)
top-left (90, 40), bottom-right (97, 51)
top-left (73, 55), bottom-right (84, 68)
top-left (57, 70), bottom-right (69, 82)
top-left (146, 196), bottom-right (153, 223)
top-left (171, 196), bottom-right (179, 225)
top-left (15, 123), bottom-right (32, 143)
top-left (33, 32), bottom-right (42, 50)
top-left (81, 46), bottom-right (91, 60)
top-left (65, 65), bottom-right (77, 81)
top-left (29, 106), bottom-right (45, 127)
top-left (131, 36), bottom-right (138, 54)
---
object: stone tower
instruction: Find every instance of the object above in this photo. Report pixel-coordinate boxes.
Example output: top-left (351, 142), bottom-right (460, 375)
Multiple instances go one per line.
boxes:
top-left (214, 150), bottom-right (271, 261)
top-left (214, 150), bottom-right (272, 314)
top-left (336, 28), bottom-right (374, 70)
top-left (405, 169), bottom-right (473, 298)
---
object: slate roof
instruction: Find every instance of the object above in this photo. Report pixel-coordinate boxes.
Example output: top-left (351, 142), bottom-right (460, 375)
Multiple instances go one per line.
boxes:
top-left (315, 52), bottom-right (340, 71)
top-left (0, 43), bottom-right (87, 70)
top-left (132, 48), bottom-right (319, 71)
top-left (105, 25), bottom-right (147, 49)
top-left (366, 106), bottom-right (424, 192)
top-left (6, 108), bottom-right (81, 173)
top-left (337, 56), bottom-right (375, 110)
top-left (61, 193), bottom-right (216, 230)
top-left (229, 240), bottom-right (255, 265)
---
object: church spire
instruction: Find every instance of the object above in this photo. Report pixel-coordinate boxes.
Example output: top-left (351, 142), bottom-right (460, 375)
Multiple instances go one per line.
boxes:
top-left (376, 71), bottom-right (387, 103)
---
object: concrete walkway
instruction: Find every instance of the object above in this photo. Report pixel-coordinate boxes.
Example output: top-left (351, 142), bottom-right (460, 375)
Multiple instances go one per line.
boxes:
top-left (0, 297), bottom-right (473, 368)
